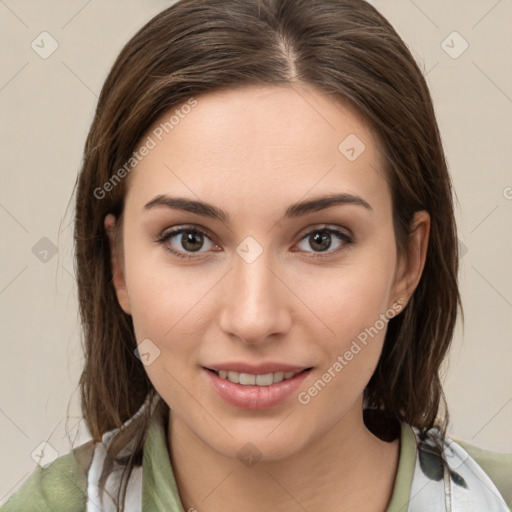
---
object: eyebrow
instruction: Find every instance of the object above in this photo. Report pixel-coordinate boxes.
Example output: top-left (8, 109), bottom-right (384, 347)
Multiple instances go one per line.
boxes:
top-left (143, 193), bottom-right (372, 223)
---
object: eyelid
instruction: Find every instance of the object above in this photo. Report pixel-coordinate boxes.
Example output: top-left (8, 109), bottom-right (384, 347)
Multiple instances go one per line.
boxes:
top-left (295, 223), bottom-right (353, 241)
top-left (156, 224), bottom-right (213, 240)
top-left (155, 223), bottom-right (217, 243)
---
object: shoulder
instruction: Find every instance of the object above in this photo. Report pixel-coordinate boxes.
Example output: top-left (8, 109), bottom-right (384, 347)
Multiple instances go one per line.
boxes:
top-left (0, 440), bottom-right (95, 512)
top-left (409, 426), bottom-right (511, 511)
top-left (455, 438), bottom-right (512, 509)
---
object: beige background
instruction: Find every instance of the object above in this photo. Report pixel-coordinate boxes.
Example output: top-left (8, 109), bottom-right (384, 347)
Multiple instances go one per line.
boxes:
top-left (1, 0), bottom-right (511, 503)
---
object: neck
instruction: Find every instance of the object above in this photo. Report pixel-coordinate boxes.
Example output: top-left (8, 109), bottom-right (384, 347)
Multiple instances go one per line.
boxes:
top-left (167, 402), bottom-right (400, 512)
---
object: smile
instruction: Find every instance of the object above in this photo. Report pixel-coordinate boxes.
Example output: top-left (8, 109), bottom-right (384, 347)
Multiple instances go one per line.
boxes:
top-left (211, 369), bottom-right (303, 386)
top-left (203, 367), bottom-right (313, 410)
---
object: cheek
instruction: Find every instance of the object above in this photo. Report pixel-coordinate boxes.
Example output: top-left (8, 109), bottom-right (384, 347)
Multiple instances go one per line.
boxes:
top-left (126, 263), bottom-right (213, 344)
top-left (304, 245), bottom-right (396, 347)
top-left (122, 229), bottom-right (211, 335)
top-left (123, 255), bottom-right (214, 411)
top-left (296, 240), bottom-right (397, 400)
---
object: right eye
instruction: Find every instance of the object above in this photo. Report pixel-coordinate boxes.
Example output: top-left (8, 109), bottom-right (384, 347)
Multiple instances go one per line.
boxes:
top-left (156, 226), bottom-right (221, 259)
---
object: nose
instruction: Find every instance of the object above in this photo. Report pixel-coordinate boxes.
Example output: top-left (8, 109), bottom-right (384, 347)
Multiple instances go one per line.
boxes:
top-left (218, 250), bottom-right (292, 345)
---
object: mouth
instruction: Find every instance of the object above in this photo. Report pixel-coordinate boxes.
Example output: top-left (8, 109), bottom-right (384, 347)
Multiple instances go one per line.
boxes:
top-left (205, 367), bottom-right (313, 387)
top-left (202, 365), bottom-right (314, 410)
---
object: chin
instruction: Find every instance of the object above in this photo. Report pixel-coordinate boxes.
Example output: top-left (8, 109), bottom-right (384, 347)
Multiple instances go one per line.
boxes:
top-left (202, 419), bottom-right (312, 463)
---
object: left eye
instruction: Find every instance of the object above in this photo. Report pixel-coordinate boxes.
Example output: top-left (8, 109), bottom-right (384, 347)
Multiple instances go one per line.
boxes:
top-left (295, 227), bottom-right (353, 256)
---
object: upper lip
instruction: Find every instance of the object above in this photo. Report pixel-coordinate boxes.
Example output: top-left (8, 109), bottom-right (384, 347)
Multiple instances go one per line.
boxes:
top-left (204, 362), bottom-right (312, 374)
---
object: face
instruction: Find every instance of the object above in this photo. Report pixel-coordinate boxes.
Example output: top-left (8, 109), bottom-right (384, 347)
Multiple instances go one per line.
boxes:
top-left (106, 84), bottom-right (428, 461)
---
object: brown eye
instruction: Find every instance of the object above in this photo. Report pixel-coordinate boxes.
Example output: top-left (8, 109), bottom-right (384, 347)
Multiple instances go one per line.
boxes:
top-left (308, 231), bottom-right (333, 252)
top-left (295, 227), bottom-right (353, 258)
top-left (180, 230), bottom-right (205, 252)
top-left (156, 226), bottom-right (218, 259)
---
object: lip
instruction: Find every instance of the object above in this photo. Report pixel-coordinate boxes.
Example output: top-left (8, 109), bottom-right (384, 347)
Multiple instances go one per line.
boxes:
top-left (202, 366), bottom-right (313, 410)
top-left (204, 361), bottom-right (310, 374)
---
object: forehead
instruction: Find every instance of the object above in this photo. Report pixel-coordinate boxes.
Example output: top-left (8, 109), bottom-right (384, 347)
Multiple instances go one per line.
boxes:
top-left (125, 85), bottom-right (390, 219)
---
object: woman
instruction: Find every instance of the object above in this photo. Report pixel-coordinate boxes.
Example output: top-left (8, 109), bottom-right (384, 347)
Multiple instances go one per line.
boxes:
top-left (2, 0), bottom-right (510, 511)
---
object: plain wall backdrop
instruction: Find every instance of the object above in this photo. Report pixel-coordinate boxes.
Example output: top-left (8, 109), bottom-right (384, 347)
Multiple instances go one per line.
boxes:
top-left (1, 0), bottom-right (511, 504)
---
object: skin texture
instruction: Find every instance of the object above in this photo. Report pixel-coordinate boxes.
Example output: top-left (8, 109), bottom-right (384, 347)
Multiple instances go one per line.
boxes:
top-left (105, 84), bottom-right (430, 511)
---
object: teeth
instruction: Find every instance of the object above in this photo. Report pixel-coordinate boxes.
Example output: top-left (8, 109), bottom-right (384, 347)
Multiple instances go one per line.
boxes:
top-left (255, 373), bottom-right (272, 386)
top-left (227, 370), bottom-right (239, 383)
top-left (273, 371), bottom-right (284, 383)
top-left (215, 369), bottom-right (301, 386)
top-left (240, 373), bottom-right (256, 385)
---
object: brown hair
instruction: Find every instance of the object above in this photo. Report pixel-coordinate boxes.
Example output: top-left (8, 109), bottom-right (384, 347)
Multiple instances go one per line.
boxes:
top-left (73, 0), bottom-right (461, 506)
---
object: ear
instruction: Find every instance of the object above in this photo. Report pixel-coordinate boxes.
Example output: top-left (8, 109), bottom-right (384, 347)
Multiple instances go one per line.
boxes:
top-left (104, 214), bottom-right (131, 315)
top-left (392, 210), bottom-right (430, 306)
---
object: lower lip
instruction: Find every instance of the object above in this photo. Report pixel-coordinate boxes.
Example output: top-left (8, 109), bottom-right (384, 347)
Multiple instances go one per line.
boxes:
top-left (203, 368), bottom-right (312, 410)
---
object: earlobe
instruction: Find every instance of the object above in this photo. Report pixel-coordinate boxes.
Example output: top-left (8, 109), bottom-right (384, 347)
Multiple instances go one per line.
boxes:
top-left (104, 214), bottom-right (132, 315)
top-left (393, 210), bottom-right (430, 305)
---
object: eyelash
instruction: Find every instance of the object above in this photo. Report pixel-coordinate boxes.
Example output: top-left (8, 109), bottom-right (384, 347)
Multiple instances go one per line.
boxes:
top-left (154, 225), bottom-right (354, 260)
